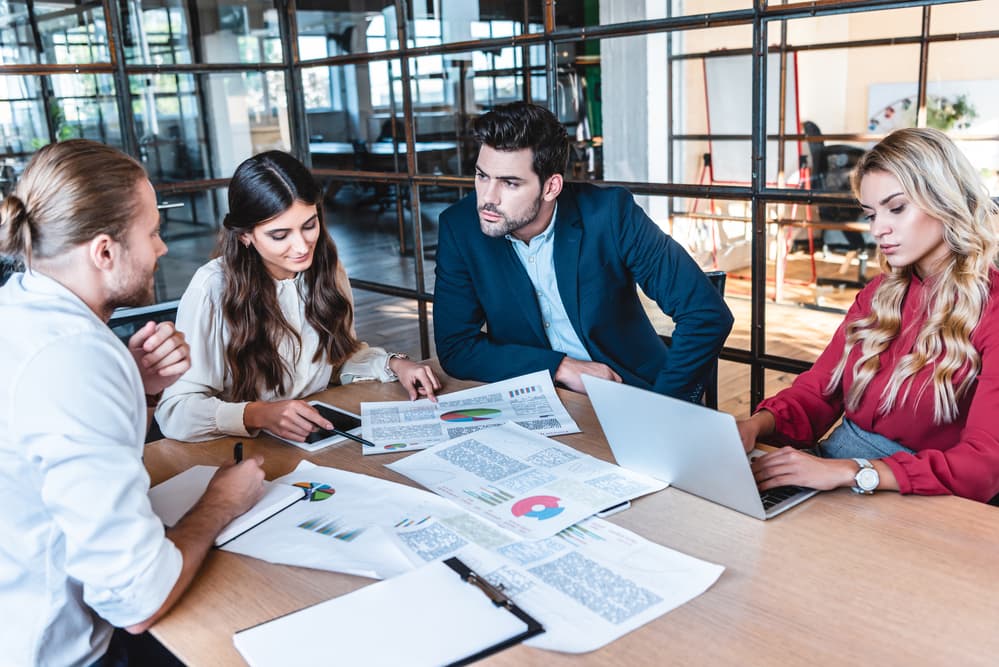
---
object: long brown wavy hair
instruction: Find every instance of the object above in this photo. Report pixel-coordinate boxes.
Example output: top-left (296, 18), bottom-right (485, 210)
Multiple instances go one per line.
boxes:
top-left (219, 151), bottom-right (360, 401)
top-left (826, 128), bottom-right (999, 424)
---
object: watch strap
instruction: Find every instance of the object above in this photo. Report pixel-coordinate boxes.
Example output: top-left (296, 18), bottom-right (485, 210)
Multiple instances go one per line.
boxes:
top-left (851, 458), bottom-right (877, 494)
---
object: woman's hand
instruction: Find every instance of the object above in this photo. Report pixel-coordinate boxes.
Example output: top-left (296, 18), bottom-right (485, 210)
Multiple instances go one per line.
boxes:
top-left (751, 447), bottom-right (857, 491)
top-left (243, 399), bottom-right (332, 442)
top-left (736, 410), bottom-right (776, 454)
top-left (390, 357), bottom-right (442, 401)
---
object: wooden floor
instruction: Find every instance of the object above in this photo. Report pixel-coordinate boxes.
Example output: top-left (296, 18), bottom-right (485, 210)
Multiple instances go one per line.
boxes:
top-left (156, 208), bottom-right (876, 420)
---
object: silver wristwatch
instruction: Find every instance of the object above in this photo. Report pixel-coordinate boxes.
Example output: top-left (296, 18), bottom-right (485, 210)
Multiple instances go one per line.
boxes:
top-left (851, 458), bottom-right (879, 494)
top-left (385, 352), bottom-right (409, 379)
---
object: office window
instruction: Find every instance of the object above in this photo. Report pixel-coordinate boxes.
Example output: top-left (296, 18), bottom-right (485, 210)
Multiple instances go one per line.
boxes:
top-left (2, 0), bottom-right (994, 397)
top-left (0, 1), bottom-right (110, 65)
top-left (123, 0), bottom-right (281, 65)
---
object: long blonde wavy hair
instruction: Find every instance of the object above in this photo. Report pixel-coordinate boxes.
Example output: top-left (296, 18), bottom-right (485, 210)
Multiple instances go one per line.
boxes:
top-left (826, 127), bottom-right (999, 424)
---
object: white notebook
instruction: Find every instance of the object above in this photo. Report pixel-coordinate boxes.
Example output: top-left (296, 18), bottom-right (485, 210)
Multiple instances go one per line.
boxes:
top-left (149, 465), bottom-right (306, 546)
top-left (233, 558), bottom-right (542, 667)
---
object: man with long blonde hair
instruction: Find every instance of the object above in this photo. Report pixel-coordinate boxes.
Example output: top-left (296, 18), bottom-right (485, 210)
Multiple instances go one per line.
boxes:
top-left (0, 140), bottom-right (266, 665)
top-left (740, 128), bottom-right (999, 503)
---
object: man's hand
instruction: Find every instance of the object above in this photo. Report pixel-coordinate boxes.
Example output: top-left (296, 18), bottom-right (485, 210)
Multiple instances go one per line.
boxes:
top-left (390, 357), bottom-right (442, 402)
top-left (736, 410), bottom-right (776, 454)
top-left (199, 456), bottom-right (267, 523)
top-left (128, 321), bottom-right (190, 397)
top-left (243, 399), bottom-right (331, 442)
top-left (554, 357), bottom-right (622, 394)
top-left (751, 447), bottom-right (856, 491)
top-left (127, 454), bottom-right (266, 634)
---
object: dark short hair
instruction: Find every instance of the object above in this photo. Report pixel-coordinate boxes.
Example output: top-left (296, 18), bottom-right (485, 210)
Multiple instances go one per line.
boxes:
top-left (471, 102), bottom-right (569, 182)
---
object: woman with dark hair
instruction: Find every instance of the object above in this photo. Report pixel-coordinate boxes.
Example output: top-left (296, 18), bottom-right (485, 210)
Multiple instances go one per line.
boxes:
top-left (156, 151), bottom-right (439, 442)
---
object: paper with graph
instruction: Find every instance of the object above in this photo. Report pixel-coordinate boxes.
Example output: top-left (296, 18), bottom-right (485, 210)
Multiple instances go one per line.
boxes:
top-left (359, 370), bottom-right (579, 455)
top-left (386, 422), bottom-right (666, 540)
top-left (218, 461), bottom-right (459, 579)
top-left (392, 517), bottom-right (724, 653)
top-left (209, 460), bottom-right (719, 653)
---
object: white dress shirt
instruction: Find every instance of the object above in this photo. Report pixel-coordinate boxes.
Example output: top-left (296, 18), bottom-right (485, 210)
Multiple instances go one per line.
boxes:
top-left (0, 271), bottom-right (182, 667)
top-left (156, 258), bottom-right (395, 442)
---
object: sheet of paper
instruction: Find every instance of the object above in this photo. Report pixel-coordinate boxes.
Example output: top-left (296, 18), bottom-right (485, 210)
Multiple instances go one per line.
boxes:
top-left (216, 461), bottom-right (721, 654)
top-left (219, 461), bottom-right (460, 579)
top-left (360, 370), bottom-right (580, 455)
top-left (148, 464), bottom-right (216, 527)
top-left (391, 516), bottom-right (724, 654)
top-left (233, 560), bottom-right (529, 667)
top-left (148, 465), bottom-right (306, 546)
top-left (386, 422), bottom-right (666, 539)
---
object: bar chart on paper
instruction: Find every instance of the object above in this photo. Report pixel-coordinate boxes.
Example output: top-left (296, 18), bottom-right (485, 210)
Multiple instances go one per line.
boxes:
top-left (297, 515), bottom-right (363, 542)
top-left (464, 485), bottom-right (515, 506)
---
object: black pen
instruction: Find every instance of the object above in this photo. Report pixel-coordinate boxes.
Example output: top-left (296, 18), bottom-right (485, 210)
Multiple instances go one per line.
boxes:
top-left (234, 441), bottom-right (243, 463)
top-left (332, 429), bottom-right (377, 448)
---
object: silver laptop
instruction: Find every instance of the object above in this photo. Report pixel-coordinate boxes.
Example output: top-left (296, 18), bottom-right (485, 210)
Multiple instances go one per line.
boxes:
top-left (582, 375), bottom-right (817, 520)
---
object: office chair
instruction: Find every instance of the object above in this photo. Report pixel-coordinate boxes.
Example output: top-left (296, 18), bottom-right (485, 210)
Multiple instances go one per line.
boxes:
top-left (0, 256), bottom-right (22, 286)
top-left (802, 121), bottom-right (866, 250)
top-left (658, 269), bottom-right (726, 409)
top-left (108, 300), bottom-right (180, 443)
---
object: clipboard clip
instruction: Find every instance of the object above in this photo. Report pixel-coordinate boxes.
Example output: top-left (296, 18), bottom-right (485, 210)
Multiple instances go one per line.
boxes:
top-left (441, 556), bottom-right (545, 666)
top-left (443, 557), bottom-right (511, 608)
top-left (466, 571), bottom-right (511, 609)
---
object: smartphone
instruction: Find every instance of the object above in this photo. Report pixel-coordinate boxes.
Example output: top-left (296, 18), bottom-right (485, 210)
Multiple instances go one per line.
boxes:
top-left (305, 401), bottom-right (362, 444)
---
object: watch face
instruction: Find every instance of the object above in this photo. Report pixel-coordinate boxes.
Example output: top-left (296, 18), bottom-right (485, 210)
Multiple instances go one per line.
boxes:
top-left (856, 467), bottom-right (879, 491)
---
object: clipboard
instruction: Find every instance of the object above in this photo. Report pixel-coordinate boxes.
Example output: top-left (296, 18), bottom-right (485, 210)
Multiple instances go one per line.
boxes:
top-left (232, 557), bottom-right (544, 667)
top-left (441, 557), bottom-right (545, 666)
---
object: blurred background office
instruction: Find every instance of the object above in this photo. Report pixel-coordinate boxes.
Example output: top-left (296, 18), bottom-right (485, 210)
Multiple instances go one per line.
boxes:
top-left (1, 0), bottom-right (997, 415)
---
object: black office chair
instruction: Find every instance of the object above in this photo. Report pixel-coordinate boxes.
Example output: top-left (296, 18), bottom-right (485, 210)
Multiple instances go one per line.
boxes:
top-left (802, 121), bottom-right (867, 250)
top-left (658, 269), bottom-right (726, 409)
top-left (1, 256), bottom-right (22, 286)
top-left (108, 300), bottom-right (180, 443)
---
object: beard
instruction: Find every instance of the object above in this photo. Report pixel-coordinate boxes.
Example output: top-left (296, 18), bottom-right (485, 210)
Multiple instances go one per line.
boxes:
top-left (478, 195), bottom-right (542, 238)
top-left (107, 263), bottom-right (157, 311)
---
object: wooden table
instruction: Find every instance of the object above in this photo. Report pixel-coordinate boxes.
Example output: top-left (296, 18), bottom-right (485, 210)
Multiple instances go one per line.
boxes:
top-left (145, 369), bottom-right (999, 666)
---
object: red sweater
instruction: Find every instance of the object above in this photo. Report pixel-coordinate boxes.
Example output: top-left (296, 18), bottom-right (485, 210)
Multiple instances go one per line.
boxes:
top-left (758, 270), bottom-right (999, 502)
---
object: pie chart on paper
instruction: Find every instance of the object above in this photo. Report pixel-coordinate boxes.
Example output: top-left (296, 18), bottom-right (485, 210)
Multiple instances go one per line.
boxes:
top-left (439, 408), bottom-right (502, 422)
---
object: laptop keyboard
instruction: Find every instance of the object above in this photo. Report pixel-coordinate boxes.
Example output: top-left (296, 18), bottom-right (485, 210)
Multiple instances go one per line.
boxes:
top-left (759, 485), bottom-right (811, 510)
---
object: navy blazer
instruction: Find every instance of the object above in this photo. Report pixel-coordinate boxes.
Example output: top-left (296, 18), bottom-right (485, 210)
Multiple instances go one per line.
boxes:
top-left (433, 182), bottom-right (734, 398)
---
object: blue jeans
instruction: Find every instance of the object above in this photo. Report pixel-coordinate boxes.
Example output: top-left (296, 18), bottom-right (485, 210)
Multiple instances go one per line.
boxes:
top-left (817, 419), bottom-right (914, 459)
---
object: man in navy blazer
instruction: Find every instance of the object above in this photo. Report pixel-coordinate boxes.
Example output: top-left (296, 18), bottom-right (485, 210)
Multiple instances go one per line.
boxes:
top-left (434, 102), bottom-right (733, 399)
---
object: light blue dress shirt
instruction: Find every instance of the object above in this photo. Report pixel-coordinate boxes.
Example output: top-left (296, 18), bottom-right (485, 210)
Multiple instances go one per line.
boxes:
top-left (506, 206), bottom-right (592, 361)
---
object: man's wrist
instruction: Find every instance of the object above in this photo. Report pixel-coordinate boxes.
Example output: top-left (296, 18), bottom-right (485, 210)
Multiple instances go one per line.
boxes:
top-left (145, 390), bottom-right (163, 408)
top-left (553, 355), bottom-right (572, 381)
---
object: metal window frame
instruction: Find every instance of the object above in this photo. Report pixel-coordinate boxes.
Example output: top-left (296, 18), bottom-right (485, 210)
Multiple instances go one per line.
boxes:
top-left (0, 0), bottom-right (988, 406)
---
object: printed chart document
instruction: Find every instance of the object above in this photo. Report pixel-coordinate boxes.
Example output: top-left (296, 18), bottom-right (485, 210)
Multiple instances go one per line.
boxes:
top-left (233, 558), bottom-right (543, 667)
top-left (191, 461), bottom-right (721, 653)
top-left (217, 460), bottom-right (458, 579)
top-left (394, 518), bottom-right (724, 653)
top-left (359, 370), bottom-right (579, 455)
top-left (387, 422), bottom-right (666, 539)
top-left (148, 465), bottom-right (306, 546)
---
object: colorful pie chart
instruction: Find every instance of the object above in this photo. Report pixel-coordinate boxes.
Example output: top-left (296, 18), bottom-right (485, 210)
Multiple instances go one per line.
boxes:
top-left (439, 408), bottom-right (502, 422)
top-left (511, 495), bottom-right (565, 520)
top-left (293, 481), bottom-right (335, 501)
